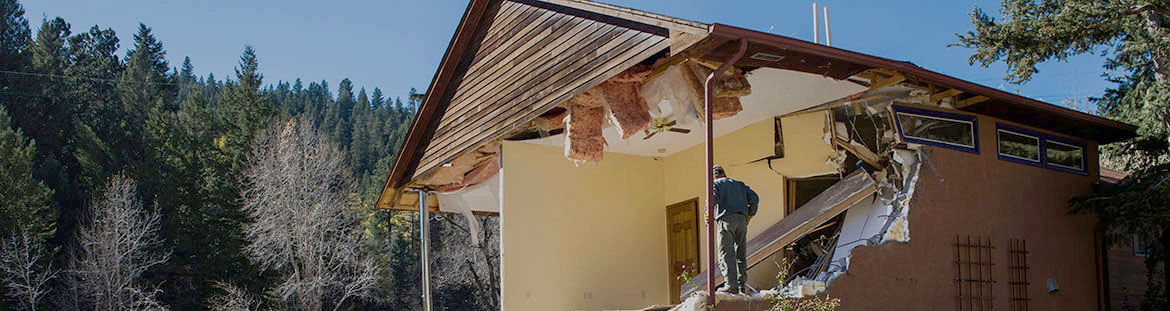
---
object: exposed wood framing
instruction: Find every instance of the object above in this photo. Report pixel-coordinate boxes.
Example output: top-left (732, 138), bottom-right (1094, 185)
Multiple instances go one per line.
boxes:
top-left (868, 72), bottom-right (906, 91)
top-left (956, 95), bottom-right (990, 109)
top-left (835, 138), bottom-right (883, 169)
top-left (682, 170), bottom-right (877, 297)
top-left (930, 88), bottom-right (964, 103)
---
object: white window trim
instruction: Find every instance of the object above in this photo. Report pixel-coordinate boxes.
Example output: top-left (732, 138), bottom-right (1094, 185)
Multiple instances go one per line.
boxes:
top-left (895, 111), bottom-right (977, 149)
top-left (1045, 139), bottom-right (1085, 170)
top-left (997, 129), bottom-right (1042, 162)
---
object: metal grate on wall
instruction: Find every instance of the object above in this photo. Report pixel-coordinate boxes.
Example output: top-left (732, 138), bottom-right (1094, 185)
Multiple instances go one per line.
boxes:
top-left (954, 235), bottom-right (995, 311)
top-left (1008, 239), bottom-right (1031, 311)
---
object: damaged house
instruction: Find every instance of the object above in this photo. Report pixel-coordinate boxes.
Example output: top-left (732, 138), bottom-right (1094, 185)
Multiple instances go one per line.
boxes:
top-left (374, 0), bottom-right (1140, 310)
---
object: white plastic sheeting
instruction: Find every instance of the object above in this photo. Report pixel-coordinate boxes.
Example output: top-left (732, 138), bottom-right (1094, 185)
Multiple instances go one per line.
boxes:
top-left (435, 169), bottom-right (501, 245)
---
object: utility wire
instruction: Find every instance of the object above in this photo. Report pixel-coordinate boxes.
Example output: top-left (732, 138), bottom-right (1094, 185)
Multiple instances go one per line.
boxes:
top-left (0, 70), bottom-right (417, 95)
top-left (0, 70), bottom-right (183, 86)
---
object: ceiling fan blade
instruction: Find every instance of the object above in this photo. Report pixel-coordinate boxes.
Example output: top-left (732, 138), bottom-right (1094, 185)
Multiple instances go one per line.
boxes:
top-left (664, 120), bottom-right (678, 127)
top-left (643, 131), bottom-right (659, 140)
top-left (668, 128), bottom-right (691, 134)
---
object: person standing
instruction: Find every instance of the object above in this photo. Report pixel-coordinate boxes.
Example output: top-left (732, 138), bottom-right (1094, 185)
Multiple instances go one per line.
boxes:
top-left (711, 165), bottom-right (758, 295)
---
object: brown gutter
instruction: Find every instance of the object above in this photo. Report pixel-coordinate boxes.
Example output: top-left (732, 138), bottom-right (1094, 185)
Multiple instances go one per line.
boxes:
top-left (378, 0), bottom-right (495, 207)
top-left (704, 38), bottom-right (748, 304)
top-left (706, 23), bottom-right (1137, 142)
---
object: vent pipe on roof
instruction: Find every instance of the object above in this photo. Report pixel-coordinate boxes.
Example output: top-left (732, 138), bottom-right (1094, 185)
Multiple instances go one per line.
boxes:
top-left (812, 3), bottom-right (820, 44)
top-left (823, 6), bottom-right (832, 46)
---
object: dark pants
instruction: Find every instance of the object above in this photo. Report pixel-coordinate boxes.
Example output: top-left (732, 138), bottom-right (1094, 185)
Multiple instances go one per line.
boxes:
top-left (717, 213), bottom-right (748, 291)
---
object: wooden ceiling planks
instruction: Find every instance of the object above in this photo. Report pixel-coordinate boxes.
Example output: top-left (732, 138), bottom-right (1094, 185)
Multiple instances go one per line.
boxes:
top-left (412, 0), bottom-right (672, 180)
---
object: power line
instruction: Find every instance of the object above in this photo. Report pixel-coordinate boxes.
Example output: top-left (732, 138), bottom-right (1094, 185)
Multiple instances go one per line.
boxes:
top-left (0, 70), bottom-right (183, 86)
top-left (0, 70), bottom-right (418, 95)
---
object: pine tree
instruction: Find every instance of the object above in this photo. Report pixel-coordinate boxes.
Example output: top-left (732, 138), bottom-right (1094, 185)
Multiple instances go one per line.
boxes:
top-left (0, 104), bottom-right (55, 241)
top-left (0, 0), bottom-right (29, 71)
top-left (957, 1), bottom-right (1170, 307)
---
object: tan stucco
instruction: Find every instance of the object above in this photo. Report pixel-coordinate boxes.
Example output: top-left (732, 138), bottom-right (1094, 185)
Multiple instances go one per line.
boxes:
top-left (500, 141), bottom-right (667, 311)
top-left (499, 114), bottom-right (837, 310)
top-left (826, 110), bottom-right (1104, 310)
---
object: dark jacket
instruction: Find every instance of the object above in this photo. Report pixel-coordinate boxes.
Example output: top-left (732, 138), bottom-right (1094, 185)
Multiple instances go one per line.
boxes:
top-left (713, 177), bottom-right (758, 220)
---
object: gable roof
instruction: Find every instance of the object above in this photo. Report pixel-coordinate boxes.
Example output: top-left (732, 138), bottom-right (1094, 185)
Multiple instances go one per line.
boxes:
top-left (378, 0), bottom-right (1137, 208)
top-left (381, 0), bottom-right (703, 200)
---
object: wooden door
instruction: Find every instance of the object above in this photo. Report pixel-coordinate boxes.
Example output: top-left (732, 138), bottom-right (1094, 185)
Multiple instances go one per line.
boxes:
top-left (666, 199), bottom-right (699, 304)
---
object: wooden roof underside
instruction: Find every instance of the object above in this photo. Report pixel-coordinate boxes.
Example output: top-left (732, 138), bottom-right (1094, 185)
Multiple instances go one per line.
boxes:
top-left (378, 0), bottom-right (703, 206)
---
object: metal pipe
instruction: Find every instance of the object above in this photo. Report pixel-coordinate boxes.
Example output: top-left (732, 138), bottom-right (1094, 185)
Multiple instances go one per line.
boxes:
top-left (419, 190), bottom-right (434, 311)
top-left (812, 3), bottom-right (820, 44)
top-left (704, 38), bottom-right (749, 306)
top-left (823, 6), bottom-right (832, 46)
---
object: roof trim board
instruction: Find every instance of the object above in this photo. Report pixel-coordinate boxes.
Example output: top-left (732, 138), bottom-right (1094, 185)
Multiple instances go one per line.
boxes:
top-left (704, 23), bottom-right (1136, 143)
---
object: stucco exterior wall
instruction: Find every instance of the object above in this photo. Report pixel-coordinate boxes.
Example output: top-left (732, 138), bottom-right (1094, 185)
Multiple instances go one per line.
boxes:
top-left (500, 141), bottom-right (667, 311)
top-left (826, 111), bottom-right (1104, 310)
top-left (498, 114), bottom-right (836, 310)
top-left (661, 113), bottom-right (838, 289)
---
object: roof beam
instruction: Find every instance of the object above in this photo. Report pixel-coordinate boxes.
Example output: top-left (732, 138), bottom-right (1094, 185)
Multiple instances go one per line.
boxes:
top-left (955, 95), bottom-right (990, 109)
top-left (930, 88), bottom-right (963, 104)
top-left (869, 72), bottom-right (905, 91)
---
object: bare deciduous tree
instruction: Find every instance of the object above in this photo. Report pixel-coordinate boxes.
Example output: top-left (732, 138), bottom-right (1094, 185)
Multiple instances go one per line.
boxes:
top-left (206, 282), bottom-right (259, 311)
top-left (0, 231), bottom-right (56, 311)
top-left (74, 174), bottom-right (170, 310)
top-left (241, 119), bottom-right (379, 311)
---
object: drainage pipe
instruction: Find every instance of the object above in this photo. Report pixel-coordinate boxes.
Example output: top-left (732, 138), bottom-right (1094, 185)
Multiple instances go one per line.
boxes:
top-left (419, 190), bottom-right (434, 311)
top-left (704, 38), bottom-right (748, 306)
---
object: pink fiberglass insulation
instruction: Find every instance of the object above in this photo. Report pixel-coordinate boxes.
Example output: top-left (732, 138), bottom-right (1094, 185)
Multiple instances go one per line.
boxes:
top-left (600, 81), bottom-right (652, 140)
top-left (685, 61), bottom-right (752, 98)
top-left (679, 64), bottom-right (743, 120)
top-left (564, 103), bottom-right (607, 162)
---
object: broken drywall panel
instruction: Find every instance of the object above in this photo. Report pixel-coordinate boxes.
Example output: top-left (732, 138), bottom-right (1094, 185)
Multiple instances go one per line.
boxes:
top-left (827, 194), bottom-right (887, 273)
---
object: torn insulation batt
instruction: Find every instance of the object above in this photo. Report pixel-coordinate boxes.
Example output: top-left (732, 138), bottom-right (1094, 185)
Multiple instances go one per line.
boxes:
top-left (564, 90), bottom-right (607, 162)
top-left (600, 81), bottom-right (652, 140)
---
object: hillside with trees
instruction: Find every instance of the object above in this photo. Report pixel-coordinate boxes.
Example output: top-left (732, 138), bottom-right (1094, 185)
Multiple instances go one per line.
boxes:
top-left (0, 0), bottom-right (497, 309)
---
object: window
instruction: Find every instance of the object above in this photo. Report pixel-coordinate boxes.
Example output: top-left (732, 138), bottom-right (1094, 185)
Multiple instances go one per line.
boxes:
top-left (893, 106), bottom-right (978, 153)
top-left (995, 123), bottom-right (1089, 175)
top-left (997, 125), bottom-right (1041, 165)
top-left (785, 176), bottom-right (839, 214)
top-left (1134, 235), bottom-right (1150, 257)
top-left (1045, 138), bottom-right (1085, 172)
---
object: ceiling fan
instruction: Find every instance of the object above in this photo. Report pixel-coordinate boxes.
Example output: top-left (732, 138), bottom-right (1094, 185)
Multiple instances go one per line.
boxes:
top-left (643, 118), bottom-right (691, 140)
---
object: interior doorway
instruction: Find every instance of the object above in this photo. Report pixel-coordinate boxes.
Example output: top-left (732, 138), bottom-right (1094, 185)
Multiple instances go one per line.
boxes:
top-left (665, 198), bottom-right (699, 304)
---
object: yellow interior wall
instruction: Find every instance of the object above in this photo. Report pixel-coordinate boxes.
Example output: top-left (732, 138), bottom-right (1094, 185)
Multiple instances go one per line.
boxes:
top-left (498, 113), bottom-right (835, 309)
top-left (661, 113), bottom-right (836, 290)
top-left (500, 141), bottom-right (668, 311)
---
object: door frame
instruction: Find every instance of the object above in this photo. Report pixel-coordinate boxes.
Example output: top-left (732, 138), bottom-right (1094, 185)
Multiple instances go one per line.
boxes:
top-left (665, 198), bottom-right (700, 304)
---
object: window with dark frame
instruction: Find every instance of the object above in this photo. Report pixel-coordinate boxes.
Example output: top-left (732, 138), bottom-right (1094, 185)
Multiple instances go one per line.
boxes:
top-left (1045, 139), bottom-right (1085, 172)
top-left (785, 176), bottom-right (838, 215)
top-left (997, 127), bottom-right (1041, 164)
top-left (1134, 235), bottom-right (1150, 257)
top-left (993, 122), bottom-right (1088, 175)
top-left (892, 106), bottom-right (979, 154)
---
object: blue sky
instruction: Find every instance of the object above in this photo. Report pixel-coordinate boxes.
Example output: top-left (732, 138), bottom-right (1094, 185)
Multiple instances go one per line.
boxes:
top-left (25, 0), bottom-right (1110, 110)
